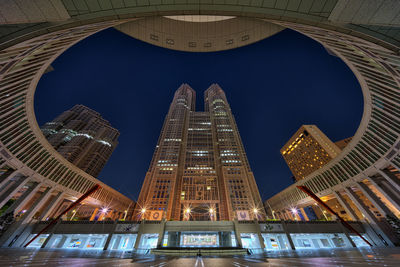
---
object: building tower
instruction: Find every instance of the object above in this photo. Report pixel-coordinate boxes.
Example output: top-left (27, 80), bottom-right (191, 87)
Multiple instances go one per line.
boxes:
top-left (136, 84), bottom-right (264, 221)
top-left (280, 125), bottom-right (341, 182)
top-left (41, 104), bottom-right (119, 177)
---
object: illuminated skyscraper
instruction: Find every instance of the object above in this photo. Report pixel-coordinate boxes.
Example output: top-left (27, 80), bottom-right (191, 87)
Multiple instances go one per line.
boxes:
top-left (136, 84), bottom-right (264, 221)
top-left (41, 104), bottom-right (119, 177)
top-left (280, 125), bottom-right (341, 181)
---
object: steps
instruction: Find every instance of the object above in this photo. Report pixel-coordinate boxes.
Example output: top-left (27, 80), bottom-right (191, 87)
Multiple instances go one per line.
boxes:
top-left (151, 247), bottom-right (249, 256)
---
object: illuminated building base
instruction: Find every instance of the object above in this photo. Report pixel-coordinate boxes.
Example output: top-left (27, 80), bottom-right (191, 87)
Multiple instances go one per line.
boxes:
top-left (17, 220), bottom-right (380, 254)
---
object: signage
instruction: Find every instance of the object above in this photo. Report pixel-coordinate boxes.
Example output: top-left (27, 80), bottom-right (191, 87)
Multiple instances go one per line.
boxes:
top-left (237, 210), bottom-right (250, 221)
top-left (260, 223), bottom-right (284, 232)
top-left (115, 224), bottom-right (139, 232)
top-left (150, 210), bottom-right (163, 221)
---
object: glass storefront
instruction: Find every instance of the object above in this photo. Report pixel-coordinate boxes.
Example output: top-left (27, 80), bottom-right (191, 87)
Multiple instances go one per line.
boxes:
top-left (45, 234), bottom-right (108, 249)
top-left (349, 234), bottom-right (372, 247)
top-left (109, 234), bottom-right (137, 250)
top-left (290, 233), bottom-right (351, 249)
top-left (138, 233), bottom-right (159, 249)
top-left (26, 234), bottom-right (50, 248)
top-left (261, 233), bottom-right (290, 250)
top-left (240, 233), bottom-right (261, 249)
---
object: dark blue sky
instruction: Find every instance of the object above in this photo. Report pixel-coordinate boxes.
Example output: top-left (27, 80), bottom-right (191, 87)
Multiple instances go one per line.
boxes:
top-left (35, 27), bottom-right (362, 202)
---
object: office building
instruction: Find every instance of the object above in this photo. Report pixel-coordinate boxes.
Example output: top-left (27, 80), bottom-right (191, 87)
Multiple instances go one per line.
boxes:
top-left (281, 125), bottom-right (341, 182)
top-left (41, 105), bottom-right (119, 178)
top-left (136, 84), bottom-right (264, 221)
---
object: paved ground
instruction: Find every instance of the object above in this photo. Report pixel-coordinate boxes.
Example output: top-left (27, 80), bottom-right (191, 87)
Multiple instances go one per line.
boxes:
top-left (0, 248), bottom-right (400, 266)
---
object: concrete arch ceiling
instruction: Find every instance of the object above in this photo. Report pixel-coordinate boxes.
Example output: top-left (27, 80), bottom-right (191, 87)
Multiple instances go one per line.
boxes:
top-left (1, 0), bottom-right (400, 209)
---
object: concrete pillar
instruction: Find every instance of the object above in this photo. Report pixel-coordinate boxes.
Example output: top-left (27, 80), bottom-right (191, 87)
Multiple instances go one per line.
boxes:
top-left (134, 220), bottom-right (145, 249)
top-left (254, 220), bottom-right (265, 249)
top-left (90, 208), bottom-right (98, 221)
top-left (300, 208), bottom-right (309, 221)
top-left (357, 182), bottom-right (397, 218)
top-left (0, 169), bottom-right (19, 190)
top-left (377, 169), bottom-right (400, 193)
top-left (37, 191), bottom-right (65, 221)
top-left (281, 220), bottom-right (295, 250)
top-left (233, 219), bottom-right (243, 248)
top-left (285, 210), bottom-right (293, 220)
top-left (41, 220), bottom-right (62, 248)
top-left (367, 177), bottom-right (400, 211)
top-left (333, 191), bottom-right (359, 221)
top-left (343, 187), bottom-right (395, 246)
top-left (0, 176), bottom-right (29, 208)
top-left (0, 161), bottom-right (6, 170)
top-left (156, 219), bottom-right (166, 248)
top-left (103, 221), bottom-right (118, 250)
top-left (98, 212), bottom-right (105, 221)
top-left (0, 187), bottom-right (54, 247)
top-left (3, 182), bottom-right (40, 215)
top-left (336, 220), bottom-right (356, 247)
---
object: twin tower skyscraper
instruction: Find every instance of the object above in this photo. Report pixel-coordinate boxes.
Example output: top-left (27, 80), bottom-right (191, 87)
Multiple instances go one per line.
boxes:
top-left (136, 84), bottom-right (264, 221)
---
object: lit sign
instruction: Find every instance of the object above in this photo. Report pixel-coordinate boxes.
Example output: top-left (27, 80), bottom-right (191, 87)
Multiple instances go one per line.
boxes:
top-left (182, 234), bottom-right (217, 247)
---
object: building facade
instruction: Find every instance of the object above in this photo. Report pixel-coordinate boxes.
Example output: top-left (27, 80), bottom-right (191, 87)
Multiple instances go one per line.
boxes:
top-left (1, 0), bottom-right (400, 250)
top-left (136, 84), bottom-right (264, 221)
top-left (281, 125), bottom-right (341, 182)
top-left (41, 104), bottom-right (119, 178)
top-left (335, 137), bottom-right (353, 150)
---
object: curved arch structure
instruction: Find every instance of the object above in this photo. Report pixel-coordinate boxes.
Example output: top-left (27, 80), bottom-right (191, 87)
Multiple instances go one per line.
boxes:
top-left (1, 0), bottom-right (400, 246)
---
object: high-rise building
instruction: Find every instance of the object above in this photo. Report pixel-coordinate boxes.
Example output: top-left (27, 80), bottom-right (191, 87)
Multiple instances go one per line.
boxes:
top-left (41, 104), bottom-right (119, 177)
top-left (280, 125), bottom-right (341, 182)
top-left (335, 137), bottom-right (353, 150)
top-left (136, 84), bottom-right (264, 221)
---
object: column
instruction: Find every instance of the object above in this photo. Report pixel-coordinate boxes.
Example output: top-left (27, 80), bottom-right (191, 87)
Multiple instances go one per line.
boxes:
top-left (300, 208), bottom-right (309, 221)
top-left (367, 177), bottom-right (400, 211)
top-left (254, 220), bottom-right (265, 249)
top-left (0, 176), bottom-right (29, 208)
top-left (343, 187), bottom-right (395, 246)
top-left (332, 191), bottom-right (359, 221)
top-left (41, 220), bottom-right (62, 248)
top-left (0, 161), bottom-right (6, 170)
top-left (0, 186), bottom-right (54, 247)
top-left (156, 219), bottom-right (166, 248)
top-left (357, 182), bottom-right (396, 218)
top-left (233, 219), bottom-right (243, 248)
top-left (3, 182), bottom-right (41, 215)
top-left (90, 208), bottom-right (99, 221)
top-left (281, 220), bottom-right (295, 250)
top-left (377, 169), bottom-right (400, 192)
top-left (336, 220), bottom-right (356, 247)
top-left (103, 221), bottom-right (118, 250)
top-left (0, 169), bottom-right (20, 190)
top-left (134, 220), bottom-right (145, 249)
top-left (37, 191), bottom-right (65, 221)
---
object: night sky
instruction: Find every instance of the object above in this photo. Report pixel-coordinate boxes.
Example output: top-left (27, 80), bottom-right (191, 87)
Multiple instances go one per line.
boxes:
top-left (35, 27), bottom-right (363, 202)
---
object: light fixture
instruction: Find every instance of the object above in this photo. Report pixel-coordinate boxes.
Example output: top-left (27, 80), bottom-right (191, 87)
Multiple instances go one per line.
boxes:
top-left (209, 208), bottom-right (214, 213)
top-left (141, 208), bottom-right (146, 213)
top-left (185, 208), bottom-right (191, 214)
top-left (291, 208), bottom-right (297, 214)
top-left (101, 208), bottom-right (108, 213)
top-left (253, 208), bottom-right (258, 214)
